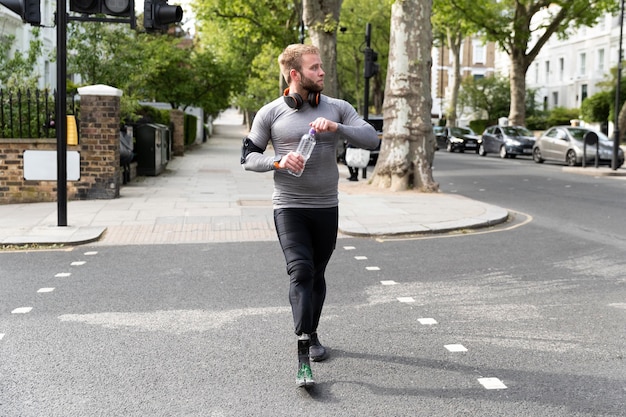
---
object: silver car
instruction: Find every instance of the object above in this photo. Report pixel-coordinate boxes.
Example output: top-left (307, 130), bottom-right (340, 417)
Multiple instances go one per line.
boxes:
top-left (479, 125), bottom-right (536, 158)
top-left (532, 126), bottom-right (624, 167)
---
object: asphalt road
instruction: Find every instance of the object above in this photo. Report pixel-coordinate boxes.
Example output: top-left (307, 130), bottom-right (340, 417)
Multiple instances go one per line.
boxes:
top-left (1, 152), bottom-right (625, 416)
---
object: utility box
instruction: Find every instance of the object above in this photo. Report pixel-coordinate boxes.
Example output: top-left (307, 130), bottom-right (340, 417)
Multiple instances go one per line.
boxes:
top-left (135, 123), bottom-right (167, 176)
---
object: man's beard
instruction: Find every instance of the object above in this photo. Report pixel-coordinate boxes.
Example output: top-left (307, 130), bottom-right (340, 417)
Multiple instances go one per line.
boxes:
top-left (300, 74), bottom-right (323, 94)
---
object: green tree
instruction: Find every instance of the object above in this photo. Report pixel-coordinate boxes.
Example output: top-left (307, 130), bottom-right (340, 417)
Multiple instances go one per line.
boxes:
top-left (67, 22), bottom-right (138, 89)
top-left (192, 0), bottom-right (300, 119)
top-left (303, 0), bottom-right (343, 97)
top-left (0, 28), bottom-right (43, 89)
top-left (453, 0), bottom-right (618, 126)
top-left (458, 74), bottom-right (510, 122)
top-left (580, 91), bottom-right (612, 124)
top-left (432, 0), bottom-right (477, 127)
top-left (336, 0), bottom-right (390, 115)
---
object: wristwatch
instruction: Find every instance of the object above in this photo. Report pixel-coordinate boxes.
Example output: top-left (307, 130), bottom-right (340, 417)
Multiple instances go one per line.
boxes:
top-left (273, 155), bottom-right (281, 170)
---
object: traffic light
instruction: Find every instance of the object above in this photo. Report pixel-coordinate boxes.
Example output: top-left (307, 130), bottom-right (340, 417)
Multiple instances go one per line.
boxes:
top-left (144, 0), bottom-right (183, 31)
top-left (69, 0), bottom-right (133, 17)
top-left (364, 47), bottom-right (379, 79)
top-left (0, 0), bottom-right (41, 25)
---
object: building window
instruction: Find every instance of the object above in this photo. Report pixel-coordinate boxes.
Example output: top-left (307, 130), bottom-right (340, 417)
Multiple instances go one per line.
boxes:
top-left (559, 58), bottom-right (564, 81)
top-left (579, 52), bottom-right (586, 76)
top-left (535, 63), bottom-right (539, 83)
top-left (581, 84), bottom-right (588, 102)
top-left (545, 61), bottom-right (550, 83)
top-left (473, 43), bottom-right (485, 64)
top-left (597, 49), bottom-right (605, 72)
top-left (552, 92), bottom-right (559, 107)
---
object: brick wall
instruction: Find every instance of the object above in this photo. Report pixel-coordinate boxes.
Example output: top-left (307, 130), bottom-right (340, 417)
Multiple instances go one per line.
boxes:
top-left (0, 85), bottom-right (122, 204)
top-left (0, 85), bottom-right (187, 205)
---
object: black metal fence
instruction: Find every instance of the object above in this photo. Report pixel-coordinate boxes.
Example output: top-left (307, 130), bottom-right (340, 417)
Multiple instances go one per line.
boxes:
top-left (0, 88), bottom-right (78, 139)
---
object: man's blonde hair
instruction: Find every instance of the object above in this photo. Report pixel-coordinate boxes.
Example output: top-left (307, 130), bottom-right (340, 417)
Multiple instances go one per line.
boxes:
top-left (278, 44), bottom-right (321, 84)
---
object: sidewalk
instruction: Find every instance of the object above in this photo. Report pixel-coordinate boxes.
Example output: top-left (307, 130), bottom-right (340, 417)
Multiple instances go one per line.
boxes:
top-left (0, 108), bottom-right (510, 246)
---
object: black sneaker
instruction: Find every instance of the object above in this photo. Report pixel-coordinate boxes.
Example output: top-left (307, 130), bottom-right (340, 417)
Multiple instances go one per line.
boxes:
top-left (309, 333), bottom-right (328, 362)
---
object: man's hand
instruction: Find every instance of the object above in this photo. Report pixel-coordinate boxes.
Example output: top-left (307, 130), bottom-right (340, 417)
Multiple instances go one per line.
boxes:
top-left (279, 152), bottom-right (305, 173)
top-left (309, 117), bottom-right (338, 133)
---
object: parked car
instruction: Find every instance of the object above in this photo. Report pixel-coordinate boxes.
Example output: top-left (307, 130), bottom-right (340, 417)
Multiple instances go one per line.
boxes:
top-left (479, 125), bottom-right (536, 158)
top-left (532, 126), bottom-right (624, 167)
top-left (434, 126), bottom-right (481, 153)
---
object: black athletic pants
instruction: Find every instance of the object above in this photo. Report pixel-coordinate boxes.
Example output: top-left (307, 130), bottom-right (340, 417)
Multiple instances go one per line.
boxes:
top-left (274, 207), bottom-right (338, 336)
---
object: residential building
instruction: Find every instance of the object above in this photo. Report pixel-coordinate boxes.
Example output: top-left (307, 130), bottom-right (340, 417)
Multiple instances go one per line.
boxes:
top-left (525, 12), bottom-right (623, 112)
top-left (432, 37), bottom-right (497, 126)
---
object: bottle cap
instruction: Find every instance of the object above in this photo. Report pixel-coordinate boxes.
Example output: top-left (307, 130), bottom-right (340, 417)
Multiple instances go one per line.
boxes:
top-left (309, 128), bottom-right (316, 135)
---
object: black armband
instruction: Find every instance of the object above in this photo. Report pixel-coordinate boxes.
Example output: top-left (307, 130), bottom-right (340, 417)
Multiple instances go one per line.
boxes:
top-left (241, 137), bottom-right (265, 164)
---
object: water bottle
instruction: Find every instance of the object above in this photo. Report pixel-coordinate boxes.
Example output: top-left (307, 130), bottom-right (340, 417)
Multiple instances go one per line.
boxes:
top-left (288, 128), bottom-right (316, 177)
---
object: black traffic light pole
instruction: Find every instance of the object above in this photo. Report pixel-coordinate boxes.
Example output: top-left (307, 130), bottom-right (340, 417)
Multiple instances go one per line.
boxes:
top-left (613, 0), bottom-right (624, 171)
top-left (55, 4), bottom-right (136, 226)
top-left (363, 23), bottom-right (372, 122)
top-left (56, 0), bottom-right (68, 226)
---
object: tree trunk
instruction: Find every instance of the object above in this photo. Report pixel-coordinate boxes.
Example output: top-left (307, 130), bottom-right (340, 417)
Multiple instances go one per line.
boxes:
top-left (303, 0), bottom-right (342, 98)
top-left (446, 30), bottom-right (462, 127)
top-left (509, 50), bottom-right (528, 126)
top-left (370, 0), bottom-right (438, 192)
top-left (618, 100), bottom-right (626, 143)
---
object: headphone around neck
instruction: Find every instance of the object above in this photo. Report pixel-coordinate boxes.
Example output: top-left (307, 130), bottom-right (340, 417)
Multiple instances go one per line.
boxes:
top-left (283, 88), bottom-right (320, 109)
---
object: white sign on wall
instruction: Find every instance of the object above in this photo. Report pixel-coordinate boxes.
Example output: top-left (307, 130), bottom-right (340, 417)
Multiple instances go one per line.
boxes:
top-left (23, 151), bottom-right (81, 181)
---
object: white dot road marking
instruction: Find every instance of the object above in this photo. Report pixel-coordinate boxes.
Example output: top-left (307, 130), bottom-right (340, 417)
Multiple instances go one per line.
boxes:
top-left (478, 377), bottom-right (507, 390)
top-left (366, 266), bottom-right (380, 271)
top-left (84, 251), bottom-right (98, 255)
top-left (397, 297), bottom-right (415, 303)
top-left (354, 256), bottom-right (368, 260)
top-left (0, 333), bottom-right (4, 340)
top-left (418, 318), bottom-right (438, 325)
top-left (55, 272), bottom-right (71, 278)
top-left (71, 261), bottom-right (86, 266)
top-left (37, 288), bottom-right (55, 293)
top-left (444, 344), bottom-right (468, 352)
top-left (12, 307), bottom-right (33, 314)
top-left (380, 280), bottom-right (397, 286)
top-left (343, 246), bottom-right (356, 250)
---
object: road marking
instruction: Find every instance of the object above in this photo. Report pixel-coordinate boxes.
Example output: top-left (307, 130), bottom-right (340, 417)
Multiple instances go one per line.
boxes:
top-left (380, 280), bottom-right (397, 285)
top-left (397, 297), bottom-right (415, 303)
top-left (84, 251), bottom-right (98, 255)
top-left (0, 333), bottom-right (4, 340)
top-left (478, 377), bottom-right (507, 390)
top-left (366, 266), bottom-right (380, 271)
top-left (71, 261), bottom-right (86, 266)
top-left (12, 307), bottom-right (33, 314)
top-left (343, 246), bottom-right (356, 250)
top-left (55, 272), bottom-right (71, 278)
top-left (37, 288), bottom-right (55, 293)
top-left (354, 256), bottom-right (368, 260)
top-left (445, 344), bottom-right (468, 352)
top-left (418, 318), bottom-right (437, 325)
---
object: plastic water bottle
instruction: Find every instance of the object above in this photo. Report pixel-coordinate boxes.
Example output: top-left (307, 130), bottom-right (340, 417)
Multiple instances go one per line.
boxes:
top-left (288, 128), bottom-right (316, 177)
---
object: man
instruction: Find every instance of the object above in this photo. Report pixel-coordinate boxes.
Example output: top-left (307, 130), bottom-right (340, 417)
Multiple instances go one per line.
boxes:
top-left (241, 44), bottom-right (380, 387)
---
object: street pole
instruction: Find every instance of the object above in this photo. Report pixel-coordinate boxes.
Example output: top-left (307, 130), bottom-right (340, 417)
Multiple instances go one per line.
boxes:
top-left (56, 0), bottom-right (68, 226)
top-left (613, 0), bottom-right (624, 170)
top-left (363, 23), bottom-right (371, 122)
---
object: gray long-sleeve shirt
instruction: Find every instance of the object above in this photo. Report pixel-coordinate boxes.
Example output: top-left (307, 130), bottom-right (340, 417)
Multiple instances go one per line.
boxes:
top-left (242, 95), bottom-right (380, 209)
